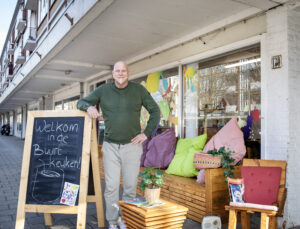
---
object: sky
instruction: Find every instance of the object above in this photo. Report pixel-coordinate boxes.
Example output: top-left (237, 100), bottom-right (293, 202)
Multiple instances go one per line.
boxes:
top-left (0, 0), bottom-right (18, 55)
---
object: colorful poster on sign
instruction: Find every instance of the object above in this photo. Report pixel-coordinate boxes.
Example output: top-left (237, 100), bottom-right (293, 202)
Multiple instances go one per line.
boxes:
top-left (60, 182), bottom-right (79, 206)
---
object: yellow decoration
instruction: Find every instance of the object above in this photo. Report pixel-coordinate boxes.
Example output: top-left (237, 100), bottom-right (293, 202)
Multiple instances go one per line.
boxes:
top-left (184, 67), bottom-right (197, 79)
top-left (146, 72), bottom-right (161, 93)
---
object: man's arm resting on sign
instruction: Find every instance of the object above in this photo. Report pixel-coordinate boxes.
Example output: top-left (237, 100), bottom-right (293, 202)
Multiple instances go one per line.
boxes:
top-left (87, 106), bottom-right (101, 119)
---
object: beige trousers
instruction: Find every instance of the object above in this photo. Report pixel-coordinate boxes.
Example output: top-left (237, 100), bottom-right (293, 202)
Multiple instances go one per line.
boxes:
top-left (102, 141), bottom-right (143, 225)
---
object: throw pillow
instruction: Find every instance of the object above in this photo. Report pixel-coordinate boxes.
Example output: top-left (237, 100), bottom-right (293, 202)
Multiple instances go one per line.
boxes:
top-left (196, 117), bottom-right (246, 184)
top-left (166, 134), bottom-right (207, 177)
top-left (241, 166), bottom-right (282, 205)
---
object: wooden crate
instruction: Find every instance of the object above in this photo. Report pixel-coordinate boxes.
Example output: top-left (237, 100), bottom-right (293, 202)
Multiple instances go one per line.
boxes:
top-left (119, 199), bottom-right (188, 229)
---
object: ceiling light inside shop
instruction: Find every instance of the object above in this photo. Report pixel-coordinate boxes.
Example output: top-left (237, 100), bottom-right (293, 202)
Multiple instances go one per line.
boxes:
top-left (225, 58), bottom-right (261, 68)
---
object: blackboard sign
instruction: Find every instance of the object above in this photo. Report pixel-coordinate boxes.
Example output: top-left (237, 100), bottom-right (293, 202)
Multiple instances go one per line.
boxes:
top-left (16, 110), bottom-right (104, 229)
top-left (26, 117), bottom-right (84, 205)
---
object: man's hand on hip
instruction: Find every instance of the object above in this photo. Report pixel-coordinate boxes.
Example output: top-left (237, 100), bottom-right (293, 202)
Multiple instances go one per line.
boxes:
top-left (131, 133), bottom-right (147, 145)
top-left (87, 106), bottom-right (101, 119)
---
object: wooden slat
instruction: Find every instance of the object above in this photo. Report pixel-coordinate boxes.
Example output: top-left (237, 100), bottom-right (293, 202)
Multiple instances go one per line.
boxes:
top-left (228, 210), bottom-right (238, 229)
top-left (25, 204), bottom-right (78, 213)
top-left (76, 115), bottom-right (92, 229)
top-left (44, 213), bottom-right (52, 226)
top-left (123, 216), bottom-right (184, 229)
top-left (90, 121), bottom-right (105, 227)
top-left (122, 210), bottom-right (186, 223)
top-left (122, 211), bottom-right (186, 227)
top-left (15, 112), bottom-right (35, 229)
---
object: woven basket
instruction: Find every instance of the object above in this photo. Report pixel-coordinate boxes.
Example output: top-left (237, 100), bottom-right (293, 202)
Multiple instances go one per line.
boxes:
top-left (193, 152), bottom-right (221, 170)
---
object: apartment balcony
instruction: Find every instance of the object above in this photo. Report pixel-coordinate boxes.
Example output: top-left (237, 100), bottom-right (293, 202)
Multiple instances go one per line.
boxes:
top-left (8, 44), bottom-right (15, 55)
top-left (2, 80), bottom-right (9, 87)
top-left (16, 19), bottom-right (27, 33)
top-left (15, 52), bottom-right (26, 65)
top-left (24, 0), bottom-right (38, 10)
top-left (24, 27), bottom-right (37, 51)
top-left (4, 57), bottom-right (9, 64)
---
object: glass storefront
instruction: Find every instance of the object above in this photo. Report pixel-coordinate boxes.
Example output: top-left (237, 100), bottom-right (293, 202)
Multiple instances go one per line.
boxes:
top-left (183, 46), bottom-right (261, 157)
top-left (132, 67), bottom-right (180, 136)
top-left (94, 46), bottom-right (261, 158)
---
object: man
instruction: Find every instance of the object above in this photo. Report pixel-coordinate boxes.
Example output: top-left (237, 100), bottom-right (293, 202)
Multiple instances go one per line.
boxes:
top-left (77, 61), bottom-right (160, 229)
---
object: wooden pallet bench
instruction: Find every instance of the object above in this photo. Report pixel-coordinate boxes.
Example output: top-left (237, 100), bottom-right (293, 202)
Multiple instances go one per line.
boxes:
top-left (98, 146), bottom-right (240, 224)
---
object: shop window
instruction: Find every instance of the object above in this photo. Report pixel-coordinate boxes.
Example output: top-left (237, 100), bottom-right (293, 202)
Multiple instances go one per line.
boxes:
top-left (132, 67), bottom-right (179, 136)
top-left (54, 96), bottom-right (80, 111)
top-left (17, 113), bottom-right (22, 132)
top-left (183, 46), bottom-right (261, 158)
top-left (54, 101), bottom-right (62, 110)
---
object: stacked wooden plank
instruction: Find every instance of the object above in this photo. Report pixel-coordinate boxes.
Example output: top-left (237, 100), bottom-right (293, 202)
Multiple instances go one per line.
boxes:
top-left (119, 199), bottom-right (188, 229)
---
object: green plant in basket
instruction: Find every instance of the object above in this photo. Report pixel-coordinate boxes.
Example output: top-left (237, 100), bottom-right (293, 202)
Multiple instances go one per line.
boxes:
top-left (207, 146), bottom-right (235, 181)
top-left (138, 167), bottom-right (166, 191)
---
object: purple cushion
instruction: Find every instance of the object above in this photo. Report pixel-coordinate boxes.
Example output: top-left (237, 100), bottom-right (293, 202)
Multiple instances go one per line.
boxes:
top-left (141, 128), bottom-right (176, 169)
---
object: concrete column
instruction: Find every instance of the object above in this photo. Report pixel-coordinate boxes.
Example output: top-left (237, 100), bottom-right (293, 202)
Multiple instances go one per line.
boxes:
top-left (261, 5), bottom-right (300, 227)
top-left (286, 6), bottom-right (300, 228)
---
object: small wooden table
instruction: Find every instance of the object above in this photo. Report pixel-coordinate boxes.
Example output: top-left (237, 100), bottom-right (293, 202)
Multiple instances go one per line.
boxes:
top-left (119, 199), bottom-right (189, 229)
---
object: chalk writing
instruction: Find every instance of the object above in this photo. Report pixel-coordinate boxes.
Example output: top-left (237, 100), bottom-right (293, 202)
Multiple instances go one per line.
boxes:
top-left (26, 117), bottom-right (84, 205)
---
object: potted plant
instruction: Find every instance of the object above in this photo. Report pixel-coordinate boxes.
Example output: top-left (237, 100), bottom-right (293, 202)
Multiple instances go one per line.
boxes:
top-left (138, 167), bottom-right (166, 204)
top-left (207, 146), bottom-right (235, 181)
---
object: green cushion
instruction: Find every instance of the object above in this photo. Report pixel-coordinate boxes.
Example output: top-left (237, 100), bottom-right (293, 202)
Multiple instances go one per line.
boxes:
top-left (165, 134), bottom-right (207, 177)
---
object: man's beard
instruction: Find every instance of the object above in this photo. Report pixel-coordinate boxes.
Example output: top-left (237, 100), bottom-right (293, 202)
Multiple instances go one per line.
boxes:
top-left (116, 78), bottom-right (125, 85)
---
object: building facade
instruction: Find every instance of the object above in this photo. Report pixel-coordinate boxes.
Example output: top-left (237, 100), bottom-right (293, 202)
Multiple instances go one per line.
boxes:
top-left (0, 0), bottom-right (300, 227)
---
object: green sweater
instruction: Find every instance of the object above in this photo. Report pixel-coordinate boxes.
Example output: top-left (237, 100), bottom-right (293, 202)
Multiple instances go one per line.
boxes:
top-left (77, 82), bottom-right (160, 144)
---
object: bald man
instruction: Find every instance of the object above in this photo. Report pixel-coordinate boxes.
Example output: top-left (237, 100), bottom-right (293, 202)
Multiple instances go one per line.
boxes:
top-left (77, 61), bottom-right (160, 229)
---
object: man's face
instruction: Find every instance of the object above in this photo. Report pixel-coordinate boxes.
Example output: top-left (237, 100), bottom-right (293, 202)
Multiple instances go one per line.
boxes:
top-left (112, 62), bottom-right (129, 87)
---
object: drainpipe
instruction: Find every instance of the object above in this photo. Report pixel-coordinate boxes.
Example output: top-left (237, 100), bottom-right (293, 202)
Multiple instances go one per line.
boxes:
top-left (80, 82), bottom-right (84, 98)
top-left (42, 96), bottom-right (45, 110)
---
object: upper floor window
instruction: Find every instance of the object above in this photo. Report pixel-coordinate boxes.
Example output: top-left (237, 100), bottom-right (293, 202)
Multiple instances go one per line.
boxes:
top-left (38, 0), bottom-right (48, 25)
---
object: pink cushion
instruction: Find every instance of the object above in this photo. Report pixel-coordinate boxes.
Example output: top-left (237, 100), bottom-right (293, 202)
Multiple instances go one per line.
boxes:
top-left (196, 117), bottom-right (246, 184)
top-left (241, 166), bottom-right (282, 205)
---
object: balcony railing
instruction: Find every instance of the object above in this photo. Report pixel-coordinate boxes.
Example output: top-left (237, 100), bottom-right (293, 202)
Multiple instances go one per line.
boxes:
top-left (16, 19), bottom-right (26, 33)
top-left (7, 43), bottom-right (15, 55)
top-left (15, 46), bottom-right (26, 65)
top-left (16, 9), bottom-right (27, 33)
top-left (6, 64), bottom-right (14, 80)
top-left (4, 57), bottom-right (9, 64)
top-left (24, 27), bottom-right (37, 51)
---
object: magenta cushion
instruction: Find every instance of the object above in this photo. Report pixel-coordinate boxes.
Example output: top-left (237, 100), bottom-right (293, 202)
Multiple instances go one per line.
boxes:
top-left (241, 166), bottom-right (282, 205)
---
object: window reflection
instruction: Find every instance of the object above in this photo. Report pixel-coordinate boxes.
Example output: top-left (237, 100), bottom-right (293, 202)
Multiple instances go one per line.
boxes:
top-left (183, 46), bottom-right (261, 142)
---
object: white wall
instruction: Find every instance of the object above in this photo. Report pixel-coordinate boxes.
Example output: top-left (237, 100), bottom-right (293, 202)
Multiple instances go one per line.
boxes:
top-left (53, 82), bottom-right (80, 105)
top-left (286, 7), bottom-right (300, 228)
top-left (261, 5), bottom-right (300, 227)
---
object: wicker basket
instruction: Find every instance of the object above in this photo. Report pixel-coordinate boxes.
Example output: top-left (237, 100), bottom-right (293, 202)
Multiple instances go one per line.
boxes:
top-left (193, 152), bottom-right (221, 170)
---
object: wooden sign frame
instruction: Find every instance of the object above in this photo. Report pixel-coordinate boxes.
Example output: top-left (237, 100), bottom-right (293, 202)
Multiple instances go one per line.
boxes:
top-left (15, 110), bottom-right (104, 228)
